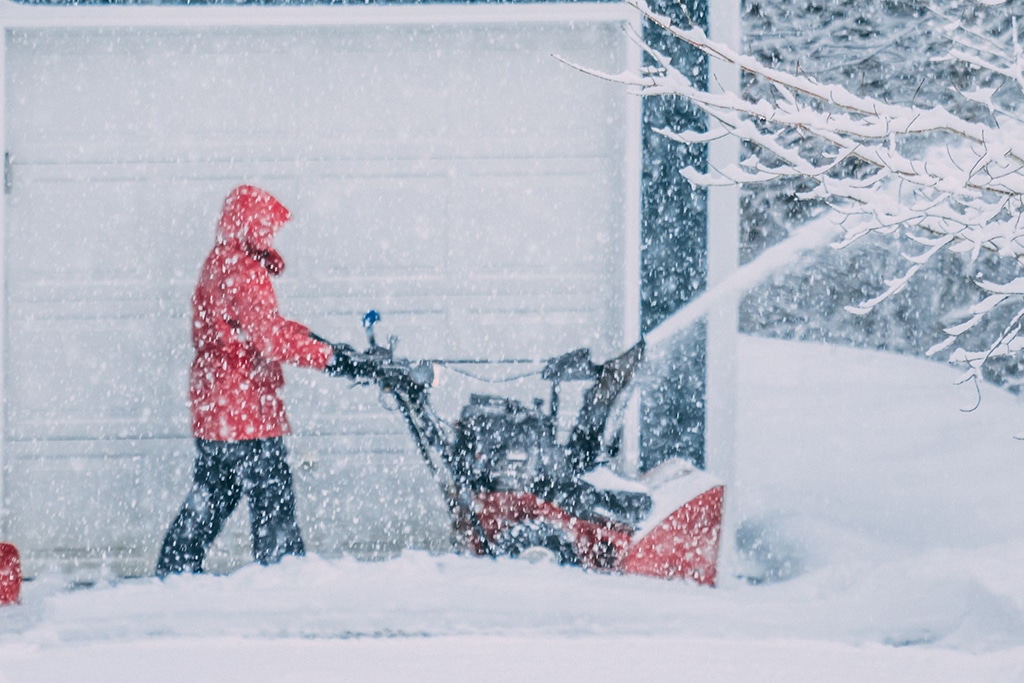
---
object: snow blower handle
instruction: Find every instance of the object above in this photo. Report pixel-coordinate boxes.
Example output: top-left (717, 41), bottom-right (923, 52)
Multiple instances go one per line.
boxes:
top-left (347, 310), bottom-right (434, 393)
top-left (317, 311), bottom-right (392, 382)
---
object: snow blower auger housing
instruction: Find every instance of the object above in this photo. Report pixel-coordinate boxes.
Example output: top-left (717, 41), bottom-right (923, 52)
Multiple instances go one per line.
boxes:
top-left (339, 311), bottom-right (724, 585)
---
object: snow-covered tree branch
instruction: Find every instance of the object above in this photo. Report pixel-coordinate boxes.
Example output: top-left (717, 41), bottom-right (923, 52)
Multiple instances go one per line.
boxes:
top-left (582, 0), bottom-right (1024, 386)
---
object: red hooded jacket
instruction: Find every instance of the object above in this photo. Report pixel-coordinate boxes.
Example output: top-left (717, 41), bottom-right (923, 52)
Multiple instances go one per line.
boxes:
top-left (189, 185), bottom-right (333, 441)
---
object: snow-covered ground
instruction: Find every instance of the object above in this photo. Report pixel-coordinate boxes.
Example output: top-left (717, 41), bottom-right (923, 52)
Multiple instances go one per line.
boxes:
top-left (2, 335), bottom-right (1024, 682)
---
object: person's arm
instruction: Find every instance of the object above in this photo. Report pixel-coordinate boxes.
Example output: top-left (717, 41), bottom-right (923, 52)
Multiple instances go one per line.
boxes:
top-left (229, 263), bottom-right (334, 369)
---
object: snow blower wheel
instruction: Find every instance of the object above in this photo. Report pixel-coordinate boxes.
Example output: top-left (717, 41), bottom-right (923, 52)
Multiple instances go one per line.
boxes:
top-left (495, 520), bottom-right (579, 566)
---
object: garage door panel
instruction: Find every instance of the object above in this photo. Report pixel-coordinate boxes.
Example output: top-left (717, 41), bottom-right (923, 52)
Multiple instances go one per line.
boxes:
top-left (7, 285), bottom-right (192, 311)
top-left (448, 171), bottom-right (621, 276)
top-left (8, 183), bottom-right (163, 283)
top-left (4, 15), bottom-right (634, 577)
top-left (6, 317), bottom-right (192, 441)
top-left (277, 175), bottom-right (450, 278)
top-left (450, 309), bottom-right (613, 360)
top-left (5, 438), bottom-right (194, 578)
top-left (8, 24), bottom-right (624, 164)
top-left (7, 174), bottom-right (222, 289)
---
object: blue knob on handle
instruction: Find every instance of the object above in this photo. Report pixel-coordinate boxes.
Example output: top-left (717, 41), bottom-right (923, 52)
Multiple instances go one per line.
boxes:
top-left (362, 310), bottom-right (381, 347)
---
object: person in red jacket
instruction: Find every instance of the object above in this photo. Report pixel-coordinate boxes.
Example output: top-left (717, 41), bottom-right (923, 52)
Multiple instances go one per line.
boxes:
top-left (156, 185), bottom-right (352, 576)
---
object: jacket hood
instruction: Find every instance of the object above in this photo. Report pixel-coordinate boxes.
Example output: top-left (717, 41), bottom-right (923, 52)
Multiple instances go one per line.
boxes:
top-left (216, 185), bottom-right (292, 253)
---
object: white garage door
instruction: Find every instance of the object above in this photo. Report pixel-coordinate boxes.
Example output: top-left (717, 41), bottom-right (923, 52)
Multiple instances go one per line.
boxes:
top-left (2, 6), bottom-right (637, 578)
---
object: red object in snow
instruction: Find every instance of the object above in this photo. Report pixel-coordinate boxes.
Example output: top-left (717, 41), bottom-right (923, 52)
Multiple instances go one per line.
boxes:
top-left (618, 485), bottom-right (724, 586)
top-left (0, 543), bottom-right (21, 605)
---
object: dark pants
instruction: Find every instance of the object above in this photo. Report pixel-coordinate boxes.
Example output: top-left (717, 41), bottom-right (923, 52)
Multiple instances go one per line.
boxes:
top-left (156, 437), bottom-right (305, 577)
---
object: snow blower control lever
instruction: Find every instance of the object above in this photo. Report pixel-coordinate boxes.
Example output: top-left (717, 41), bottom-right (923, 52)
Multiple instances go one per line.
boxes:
top-left (362, 309), bottom-right (380, 349)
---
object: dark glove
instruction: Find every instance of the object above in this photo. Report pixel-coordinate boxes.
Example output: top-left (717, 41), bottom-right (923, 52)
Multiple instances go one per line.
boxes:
top-left (324, 343), bottom-right (358, 379)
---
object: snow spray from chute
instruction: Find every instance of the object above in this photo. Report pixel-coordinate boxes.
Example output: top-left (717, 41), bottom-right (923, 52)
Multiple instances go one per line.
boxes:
top-left (642, 219), bottom-right (842, 353)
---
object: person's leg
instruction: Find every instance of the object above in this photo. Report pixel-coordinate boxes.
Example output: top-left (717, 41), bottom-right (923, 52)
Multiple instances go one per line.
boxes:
top-left (240, 437), bottom-right (305, 565)
top-left (155, 440), bottom-right (244, 577)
